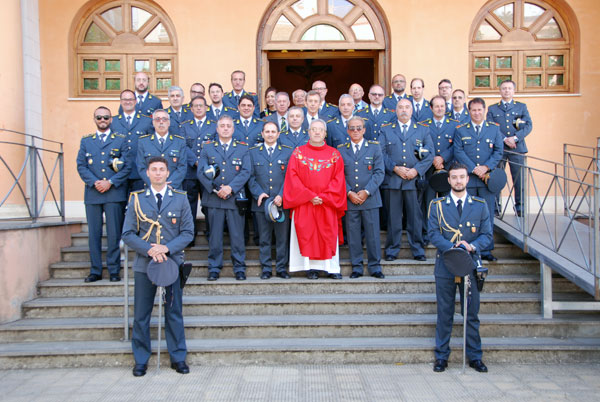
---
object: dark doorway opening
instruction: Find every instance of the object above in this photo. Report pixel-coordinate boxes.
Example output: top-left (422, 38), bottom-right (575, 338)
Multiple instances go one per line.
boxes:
top-left (268, 51), bottom-right (377, 105)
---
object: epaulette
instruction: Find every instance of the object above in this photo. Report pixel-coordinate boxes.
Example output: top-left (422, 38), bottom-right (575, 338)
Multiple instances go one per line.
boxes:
top-left (280, 144), bottom-right (292, 149)
top-left (183, 119), bottom-right (194, 125)
top-left (173, 134), bottom-right (185, 139)
top-left (384, 108), bottom-right (395, 113)
top-left (82, 133), bottom-right (94, 138)
top-left (204, 140), bottom-right (214, 144)
top-left (418, 121), bottom-right (430, 127)
top-left (472, 196), bottom-right (486, 203)
top-left (356, 107), bottom-right (369, 113)
top-left (367, 140), bottom-right (379, 145)
top-left (432, 196), bottom-right (444, 203)
top-left (456, 123), bottom-right (468, 129)
top-left (139, 113), bottom-right (151, 118)
top-left (489, 121), bottom-right (499, 126)
top-left (337, 143), bottom-right (346, 149)
top-left (249, 145), bottom-right (260, 150)
top-left (448, 118), bottom-right (458, 123)
top-left (515, 101), bottom-right (523, 104)
top-left (148, 94), bottom-right (155, 99)
top-left (235, 119), bottom-right (241, 124)
top-left (422, 119), bottom-right (433, 124)
top-left (247, 91), bottom-right (257, 96)
top-left (139, 134), bottom-right (151, 139)
top-left (326, 102), bottom-right (338, 108)
top-left (235, 140), bottom-right (248, 146)
top-left (327, 118), bottom-right (337, 124)
top-left (381, 122), bottom-right (393, 128)
top-left (224, 106), bottom-right (238, 112)
top-left (172, 189), bottom-right (187, 195)
top-left (112, 133), bottom-right (126, 138)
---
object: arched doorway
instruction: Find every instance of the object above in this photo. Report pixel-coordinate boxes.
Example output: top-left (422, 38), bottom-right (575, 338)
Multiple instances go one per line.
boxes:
top-left (257, 0), bottom-right (390, 105)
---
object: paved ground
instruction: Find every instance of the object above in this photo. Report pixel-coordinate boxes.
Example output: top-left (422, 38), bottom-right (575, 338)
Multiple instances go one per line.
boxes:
top-left (1, 363), bottom-right (598, 401)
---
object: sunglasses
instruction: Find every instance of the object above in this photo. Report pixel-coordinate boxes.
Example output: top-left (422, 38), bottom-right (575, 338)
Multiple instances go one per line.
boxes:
top-left (369, 93), bottom-right (384, 97)
top-left (348, 126), bottom-right (364, 131)
top-left (153, 117), bottom-right (169, 122)
top-left (95, 115), bottom-right (111, 121)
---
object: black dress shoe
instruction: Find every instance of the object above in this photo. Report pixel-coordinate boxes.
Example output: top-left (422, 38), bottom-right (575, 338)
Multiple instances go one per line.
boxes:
top-left (276, 271), bottom-right (291, 279)
top-left (469, 360), bottom-right (488, 373)
top-left (207, 272), bottom-right (219, 281)
top-left (414, 255), bottom-right (426, 261)
top-left (260, 271), bottom-right (272, 280)
top-left (109, 274), bottom-right (121, 282)
top-left (132, 363), bottom-right (147, 377)
top-left (384, 255), bottom-right (396, 261)
top-left (306, 270), bottom-right (319, 279)
top-left (328, 273), bottom-right (342, 279)
top-left (371, 272), bottom-right (385, 279)
top-left (481, 254), bottom-right (498, 262)
top-left (84, 274), bottom-right (102, 283)
top-left (433, 359), bottom-right (448, 372)
top-left (235, 272), bottom-right (246, 281)
top-left (350, 272), bottom-right (363, 279)
top-left (171, 361), bottom-right (190, 374)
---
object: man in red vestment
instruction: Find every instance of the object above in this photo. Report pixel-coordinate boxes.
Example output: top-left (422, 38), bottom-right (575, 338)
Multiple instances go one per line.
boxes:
top-left (283, 119), bottom-right (347, 279)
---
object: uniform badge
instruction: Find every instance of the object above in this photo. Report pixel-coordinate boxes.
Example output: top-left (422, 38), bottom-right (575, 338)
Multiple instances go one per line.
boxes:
top-left (368, 165), bottom-right (372, 170)
top-left (88, 159), bottom-right (93, 164)
top-left (235, 166), bottom-right (240, 171)
top-left (489, 143), bottom-right (493, 148)
top-left (173, 157), bottom-right (178, 162)
top-left (471, 226), bottom-right (476, 233)
top-left (172, 218), bottom-right (177, 224)
top-left (281, 165), bottom-right (285, 171)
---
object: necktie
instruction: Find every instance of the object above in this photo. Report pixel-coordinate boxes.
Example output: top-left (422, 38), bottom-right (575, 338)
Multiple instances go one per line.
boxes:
top-left (156, 193), bottom-right (162, 210)
top-left (402, 124), bottom-right (408, 136)
top-left (343, 120), bottom-right (347, 129)
top-left (457, 199), bottom-right (462, 217)
top-left (454, 113), bottom-right (459, 120)
top-left (293, 131), bottom-right (298, 138)
top-left (176, 111), bottom-right (181, 121)
top-left (235, 95), bottom-right (240, 104)
top-left (503, 102), bottom-right (509, 110)
top-left (138, 95), bottom-right (143, 104)
top-left (280, 116), bottom-right (287, 132)
top-left (373, 109), bottom-right (379, 117)
top-left (215, 108), bottom-right (221, 118)
top-left (222, 143), bottom-right (228, 153)
top-left (354, 104), bottom-right (359, 112)
top-left (126, 116), bottom-right (132, 127)
top-left (268, 147), bottom-right (273, 157)
top-left (197, 120), bottom-right (203, 130)
top-left (354, 144), bottom-right (359, 154)
top-left (475, 125), bottom-right (481, 135)
top-left (244, 120), bottom-right (249, 130)
top-left (436, 121), bottom-right (442, 129)
top-left (415, 103), bottom-right (421, 114)
top-left (99, 133), bottom-right (107, 143)
top-left (159, 137), bottom-right (165, 148)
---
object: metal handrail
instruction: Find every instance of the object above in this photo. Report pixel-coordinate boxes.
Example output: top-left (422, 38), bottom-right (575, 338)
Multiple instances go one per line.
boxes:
top-left (0, 129), bottom-right (65, 222)
top-left (563, 140), bottom-right (599, 218)
top-left (499, 149), bottom-right (599, 299)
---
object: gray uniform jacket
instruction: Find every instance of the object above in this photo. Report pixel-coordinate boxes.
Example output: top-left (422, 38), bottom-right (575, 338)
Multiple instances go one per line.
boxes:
top-left (122, 187), bottom-right (194, 272)
top-left (248, 143), bottom-right (293, 212)
top-left (338, 140), bottom-right (385, 210)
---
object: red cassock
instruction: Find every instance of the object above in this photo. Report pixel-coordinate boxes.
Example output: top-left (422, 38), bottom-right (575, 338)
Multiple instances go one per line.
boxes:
top-left (283, 143), bottom-right (347, 260)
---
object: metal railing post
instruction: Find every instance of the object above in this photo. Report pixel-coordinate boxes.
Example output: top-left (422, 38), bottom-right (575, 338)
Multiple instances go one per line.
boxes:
top-left (563, 143), bottom-right (568, 216)
top-left (29, 146), bottom-right (38, 221)
top-left (541, 261), bottom-right (553, 319)
top-left (59, 145), bottom-right (65, 221)
top-left (595, 138), bottom-right (600, 300)
top-left (523, 163), bottom-right (528, 253)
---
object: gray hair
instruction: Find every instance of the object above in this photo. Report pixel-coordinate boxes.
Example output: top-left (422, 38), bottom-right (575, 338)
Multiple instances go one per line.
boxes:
top-left (275, 91), bottom-right (290, 101)
top-left (347, 116), bottom-right (365, 128)
top-left (168, 86), bottom-right (184, 97)
top-left (217, 114), bottom-right (234, 124)
top-left (152, 109), bottom-right (169, 120)
top-left (309, 118), bottom-right (327, 131)
top-left (338, 93), bottom-right (353, 104)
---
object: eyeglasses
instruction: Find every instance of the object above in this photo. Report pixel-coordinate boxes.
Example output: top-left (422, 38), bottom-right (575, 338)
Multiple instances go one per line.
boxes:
top-left (95, 115), bottom-right (110, 121)
top-left (313, 87), bottom-right (326, 91)
top-left (452, 96), bottom-right (464, 99)
top-left (190, 91), bottom-right (204, 95)
top-left (348, 126), bottom-right (364, 131)
top-left (392, 80), bottom-right (405, 84)
top-left (153, 117), bottom-right (169, 122)
top-left (369, 93), bottom-right (384, 97)
top-left (121, 98), bottom-right (136, 102)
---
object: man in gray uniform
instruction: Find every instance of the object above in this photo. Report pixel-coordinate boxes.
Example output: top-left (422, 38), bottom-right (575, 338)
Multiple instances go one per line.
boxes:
top-left (198, 115), bottom-right (251, 281)
top-left (380, 98), bottom-right (434, 261)
top-left (248, 121), bottom-right (294, 279)
top-left (122, 156), bottom-right (194, 377)
top-left (77, 106), bottom-right (131, 283)
top-left (338, 116), bottom-right (385, 278)
top-left (137, 109), bottom-right (187, 190)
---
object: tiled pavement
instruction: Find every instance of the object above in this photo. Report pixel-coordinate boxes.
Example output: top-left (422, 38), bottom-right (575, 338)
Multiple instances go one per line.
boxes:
top-left (1, 363), bottom-right (599, 401)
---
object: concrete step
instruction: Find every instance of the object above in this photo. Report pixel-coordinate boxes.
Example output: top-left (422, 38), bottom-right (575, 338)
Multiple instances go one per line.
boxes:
top-left (60, 242), bottom-right (531, 262)
top-left (2, 314), bottom-right (599, 343)
top-left (36, 275), bottom-right (583, 298)
top-left (2, 336), bottom-right (600, 368)
top-left (49, 258), bottom-right (540, 279)
top-left (21, 292), bottom-right (546, 318)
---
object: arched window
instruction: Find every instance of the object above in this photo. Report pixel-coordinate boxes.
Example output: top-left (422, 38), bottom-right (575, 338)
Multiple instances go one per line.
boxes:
top-left (469, 0), bottom-right (579, 94)
top-left (70, 0), bottom-right (177, 97)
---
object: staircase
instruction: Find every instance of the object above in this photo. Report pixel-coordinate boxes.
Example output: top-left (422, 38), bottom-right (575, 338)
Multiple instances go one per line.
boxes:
top-left (1, 221), bottom-right (599, 368)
